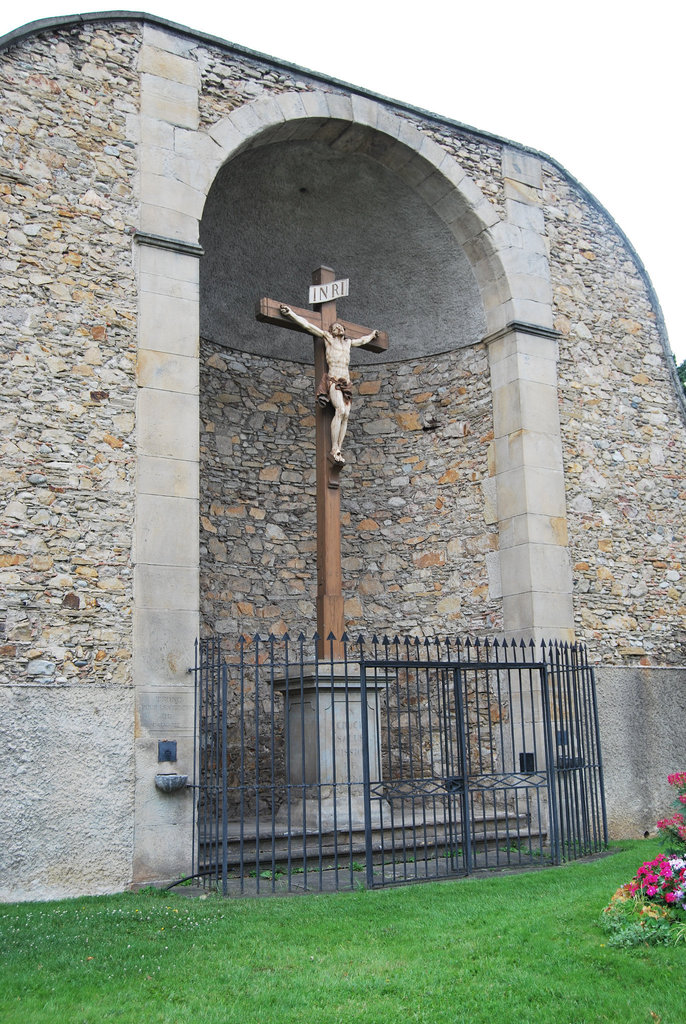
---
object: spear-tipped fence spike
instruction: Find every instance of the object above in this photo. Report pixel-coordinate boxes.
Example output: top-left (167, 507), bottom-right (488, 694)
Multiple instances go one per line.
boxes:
top-left (283, 631), bottom-right (291, 642)
top-left (371, 634), bottom-right (379, 645)
top-left (341, 631), bottom-right (349, 642)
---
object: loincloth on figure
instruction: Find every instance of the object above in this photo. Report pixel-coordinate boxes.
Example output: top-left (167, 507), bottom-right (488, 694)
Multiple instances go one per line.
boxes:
top-left (316, 373), bottom-right (353, 407)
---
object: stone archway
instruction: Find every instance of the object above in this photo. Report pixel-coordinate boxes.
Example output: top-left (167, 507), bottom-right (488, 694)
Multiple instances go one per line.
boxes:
top-left (196, 117), bottom-right (491, 643)
top-left (131, 23), bottom-right (572, 881)
top-left (193, 90), bottom-right (522, 335)
top-left (198, 136), bottom-right (487, 364)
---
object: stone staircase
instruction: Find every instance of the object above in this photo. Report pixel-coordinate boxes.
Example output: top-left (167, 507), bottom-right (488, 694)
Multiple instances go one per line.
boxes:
top-left (196, 797), bottom-right (548, 877)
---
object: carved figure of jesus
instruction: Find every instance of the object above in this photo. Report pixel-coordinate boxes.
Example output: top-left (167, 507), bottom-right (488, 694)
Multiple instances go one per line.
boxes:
top-left (279, 304), bottom-right (379, 464)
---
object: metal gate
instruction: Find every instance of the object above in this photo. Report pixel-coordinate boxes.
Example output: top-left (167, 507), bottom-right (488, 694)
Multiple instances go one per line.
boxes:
top-left (190, 634), bottom-right (607, 895)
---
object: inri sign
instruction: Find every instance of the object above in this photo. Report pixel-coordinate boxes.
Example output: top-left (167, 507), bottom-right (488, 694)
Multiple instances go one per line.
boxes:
top-left (308, 278), bottom-right (349, 305)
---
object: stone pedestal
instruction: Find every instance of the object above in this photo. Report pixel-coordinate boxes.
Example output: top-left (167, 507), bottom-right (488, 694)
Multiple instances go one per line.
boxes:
top-left (274, 664), bottom-right (384, 831)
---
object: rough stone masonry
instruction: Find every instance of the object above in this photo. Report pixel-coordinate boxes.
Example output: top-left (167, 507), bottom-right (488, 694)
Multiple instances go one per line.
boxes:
top-left (0, 13), bottom-right (684, 898)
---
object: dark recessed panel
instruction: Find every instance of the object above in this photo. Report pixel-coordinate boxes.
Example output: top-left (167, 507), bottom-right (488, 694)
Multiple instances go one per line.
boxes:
top-left (200, 140), bottom-right (485, 365)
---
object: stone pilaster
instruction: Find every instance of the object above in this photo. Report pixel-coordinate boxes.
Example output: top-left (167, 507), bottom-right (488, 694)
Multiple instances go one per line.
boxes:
top-left (486, 323), bottom-right (574, 644)
top-left (132, 25), bottom-right (203, 883)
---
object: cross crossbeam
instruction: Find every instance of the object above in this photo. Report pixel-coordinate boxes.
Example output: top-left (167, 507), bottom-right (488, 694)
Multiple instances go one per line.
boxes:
top-left (256, 297), bottom-right (388, 353)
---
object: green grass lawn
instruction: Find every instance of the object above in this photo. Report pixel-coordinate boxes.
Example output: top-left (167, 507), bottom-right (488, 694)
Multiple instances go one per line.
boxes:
top-left (1, 841), bottom-right (682, 1024)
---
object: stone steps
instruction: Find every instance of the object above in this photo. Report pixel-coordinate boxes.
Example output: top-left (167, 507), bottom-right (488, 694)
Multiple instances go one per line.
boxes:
top-left (197, 806), bottom-right (545, 870)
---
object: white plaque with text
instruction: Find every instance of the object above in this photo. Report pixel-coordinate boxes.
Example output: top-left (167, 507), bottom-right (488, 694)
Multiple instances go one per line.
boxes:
top-left (308, 278), bottom-right (349, 304)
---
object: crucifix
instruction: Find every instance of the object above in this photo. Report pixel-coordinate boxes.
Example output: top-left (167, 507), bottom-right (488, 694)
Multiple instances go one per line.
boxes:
top-left (256, 266), bottom-right (388, 659)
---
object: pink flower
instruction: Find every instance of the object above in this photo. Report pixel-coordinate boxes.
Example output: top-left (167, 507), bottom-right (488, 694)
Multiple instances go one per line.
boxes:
top-left (645, 885), bottom-right (658, 896)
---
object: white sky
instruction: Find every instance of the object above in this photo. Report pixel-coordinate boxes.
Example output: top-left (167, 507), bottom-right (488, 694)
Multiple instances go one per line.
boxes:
top-left (2, 2), bottom-right (685, 362)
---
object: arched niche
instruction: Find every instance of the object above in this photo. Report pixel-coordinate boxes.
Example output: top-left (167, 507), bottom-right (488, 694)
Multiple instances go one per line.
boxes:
top-left (199, 131), bottom-right (487, 364)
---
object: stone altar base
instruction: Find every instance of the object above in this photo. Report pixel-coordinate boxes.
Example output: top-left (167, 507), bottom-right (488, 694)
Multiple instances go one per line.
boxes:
top-left (274, 663), bottom-right (385, 831)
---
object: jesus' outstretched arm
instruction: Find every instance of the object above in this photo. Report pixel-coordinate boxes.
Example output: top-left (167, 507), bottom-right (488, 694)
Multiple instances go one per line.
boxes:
top-left (280, 304), bottom-right (327, 339)
top-left (351, 329), bottom-right (380, 348)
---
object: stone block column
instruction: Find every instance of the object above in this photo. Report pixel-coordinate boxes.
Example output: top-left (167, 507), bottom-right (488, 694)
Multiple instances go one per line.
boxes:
top-left (485, 324), bottom-right (574, 842)
top-left (132, 24), bottom-right (204, 883)
top-left (133, 235), bottom-right (201, 882)
top-left (483, 147), bottom-right (574, 646)
top-left (487, 323), bottom-right (574, 644)
top-left (480, 149), bottom-right (575, 842)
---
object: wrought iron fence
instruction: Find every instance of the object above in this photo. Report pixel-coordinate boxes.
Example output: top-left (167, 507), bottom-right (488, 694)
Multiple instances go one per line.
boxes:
top-left (190, 633), bottom-right (607, 895)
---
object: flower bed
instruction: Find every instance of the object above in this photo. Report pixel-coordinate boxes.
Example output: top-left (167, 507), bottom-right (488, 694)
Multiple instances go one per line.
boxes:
top-left (602, 772), bottom-right (686, 947)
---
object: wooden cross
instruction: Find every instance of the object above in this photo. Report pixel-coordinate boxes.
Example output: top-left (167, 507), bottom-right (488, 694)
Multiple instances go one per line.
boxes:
top-left (256, 266), bottom-right (388, 659)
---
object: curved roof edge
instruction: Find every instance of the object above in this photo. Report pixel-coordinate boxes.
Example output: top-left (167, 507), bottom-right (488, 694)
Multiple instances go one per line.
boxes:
top-left (2, 10), bottom-right (683, 419)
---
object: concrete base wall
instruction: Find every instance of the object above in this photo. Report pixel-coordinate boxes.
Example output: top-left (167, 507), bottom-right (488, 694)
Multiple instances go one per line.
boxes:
top-left (0, 686), bottom-right (135, 902)
top-left (596, 666), bottom-right (686, 838)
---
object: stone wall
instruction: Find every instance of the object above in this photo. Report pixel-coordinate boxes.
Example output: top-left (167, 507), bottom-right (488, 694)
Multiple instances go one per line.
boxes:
top-left (2, 13), bottom-right (685, 899)
top-left (195, 38), bottom-right (320, 127)
top-left (0, 685), bottom-right (134, 901)
top-left (199, 339), bottom-right (500, 642)
top-left (193, 72), bottom-right (686, 666)
top-left (0, 21), bottom-right (140, 897)
top-left (596, 666), bottom-right (686, 837)
top-left (388, 111), bottom-right (686, 668)
top-left (543, 168), bottom-right (686, 666)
